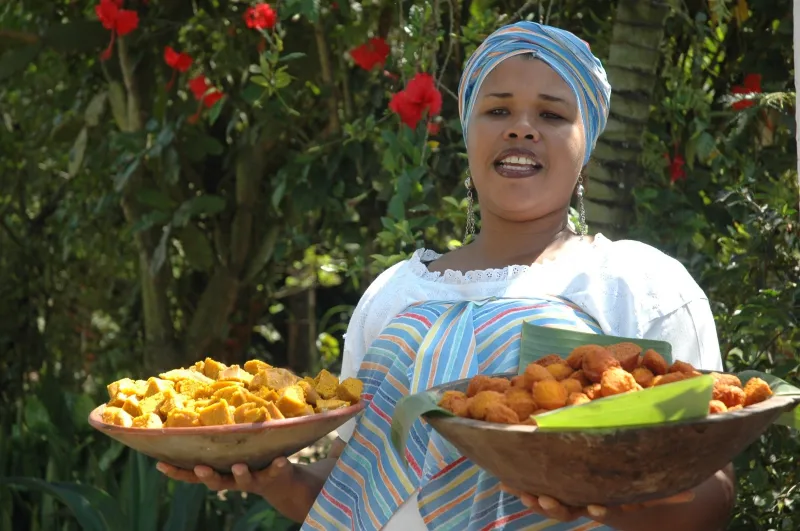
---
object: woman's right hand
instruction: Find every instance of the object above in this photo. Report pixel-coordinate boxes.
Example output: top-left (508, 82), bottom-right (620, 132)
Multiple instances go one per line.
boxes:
top-left (156, 458), bottom-right (296, 504)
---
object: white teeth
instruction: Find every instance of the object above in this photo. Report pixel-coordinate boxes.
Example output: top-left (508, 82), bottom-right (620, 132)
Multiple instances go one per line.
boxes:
top-left (499, 155), bottom-right (540, 166)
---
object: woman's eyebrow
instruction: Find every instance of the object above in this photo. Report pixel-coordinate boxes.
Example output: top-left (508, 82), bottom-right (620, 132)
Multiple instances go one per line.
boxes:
top-left (484, 92), bottom-right (570, 104)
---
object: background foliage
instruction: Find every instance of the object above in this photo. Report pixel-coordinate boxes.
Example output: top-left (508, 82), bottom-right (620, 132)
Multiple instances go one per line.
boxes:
top-left (0, 0), bottom-right (797, 529)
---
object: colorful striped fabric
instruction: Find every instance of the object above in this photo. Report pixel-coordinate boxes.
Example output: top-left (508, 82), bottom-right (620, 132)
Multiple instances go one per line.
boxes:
top-left (458, 22), bottom-right (611, 164)
top-left (302, 296), bottom-right (613, 531)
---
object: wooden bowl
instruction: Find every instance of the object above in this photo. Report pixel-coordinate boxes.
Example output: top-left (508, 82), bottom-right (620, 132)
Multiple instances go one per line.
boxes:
top-left (88, 401), bottom-right (365, 473)
top-left (424, 374), bottom-right (798, 507)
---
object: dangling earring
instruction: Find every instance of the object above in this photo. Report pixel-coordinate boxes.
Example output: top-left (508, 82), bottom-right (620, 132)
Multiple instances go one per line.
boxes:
top-left (464, 173), bottom-right (475, 244)
top-left (576, 175), bottom-right (587, 240)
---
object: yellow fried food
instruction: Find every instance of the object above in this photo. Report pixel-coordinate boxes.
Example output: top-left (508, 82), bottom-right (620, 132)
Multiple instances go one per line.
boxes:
top-left (631, 367), bottom-right (655, 388)
top-left (504, 388), bottom-right (537, 420)
top-left (669, 360), bottom-right (697, 375)
top-left (567, 392), bottom-right (591, 407)
top-left (711, 372), bottom-right (742, 388)
top-left (561, 378), bottom-right (583, 395)
top-left (103, 358), bottom-right (364, 428)
top-left (708, 400), bottom-right (728, 414)
top-left (712, 384), bottom-right (745, 409)
top-left (466, 375), bottom-right (511, 397)
top-left (534, 354), bottom-right (563, 367)
top-left (743, 377), bottom-right (772, 406)
top-left (581, 347), bottom-right (620, 383)
top-left (642, 350), bottom-right (668, 376)
top-left (600, 368), bottom-right (638, 397)
top-left (653, 372), bottom-right (694, 387)
top-left (532, 380), bottom-right (568, 410)
top-left (468, 391), bottom-right (506, 420)
top-left (570, 370), bottom-right (591, 387)
top-left (439, 390), bottom-right (471, 417)
top-left (583, 383), bottom-right (602, 400)
top-left (607, 342), bottom-right (642, 372)
top-left (546, 363), bottom-right (574, 381)
top-left (523, 364), bottom-right (555, 387)
top-left (485, 403), bottom-right (519, 424)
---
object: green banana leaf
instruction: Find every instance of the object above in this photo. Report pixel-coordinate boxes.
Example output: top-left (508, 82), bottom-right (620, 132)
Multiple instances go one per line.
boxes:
top-left (519, 322), bottom-right (673, 369)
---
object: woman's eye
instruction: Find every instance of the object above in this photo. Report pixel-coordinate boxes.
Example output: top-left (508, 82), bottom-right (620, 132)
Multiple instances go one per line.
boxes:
top-left (541, 112), bottom-right (563, 120)
top-left (488, 108), bottom-right (508, 116)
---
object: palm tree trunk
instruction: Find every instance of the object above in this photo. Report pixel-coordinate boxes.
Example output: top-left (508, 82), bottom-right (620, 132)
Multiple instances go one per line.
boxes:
top-left (585, 0), bottom-right (670, 237)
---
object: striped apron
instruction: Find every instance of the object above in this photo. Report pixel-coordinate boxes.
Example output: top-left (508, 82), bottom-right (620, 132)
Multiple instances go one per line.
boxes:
top-left (302, 297), bottom-right (612, 531)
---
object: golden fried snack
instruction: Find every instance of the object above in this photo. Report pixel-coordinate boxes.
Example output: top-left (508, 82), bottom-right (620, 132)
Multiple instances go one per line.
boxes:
top-left (485, 403), bottom-right (519, 424)
top-left (166, 409), bottom-right (200, 427)
top-left (107, 378), bottom-right (138, 400)
top-left (561, 378), bottom-right (583, 395)
top-left (565, 346), bottom-right (593, 370)
top-left (711, 372), bottom-right (742, 388)
top-left (600, 368), bottom-right (638, 397)
top-left (642, 350), bottom-right (668, 376)
top-left (132, 412), bottom-right (163, 428)
top-left (743, 378), bottom-right (772, 406)
top-left (583, 383), bottom-right (602, 400)
top-left (712, 385), bottom-right (745, 409)
top-left (669, 360), bottom-right (696, 375)
top-left (534, 354), bottom-right (563, 367)
top-left (631, 367), bottom-right (655, 388)
top-left (607, 342), bottom-right (642, 372)
top-left (466, 375), bottom-right (491, 397)
top-left (297, 380), bottom-right (321, 406)
top-left (570, 370), bottom-right (591, 387)
top-left (504, 388), bottom-right (537, 420)
top-left (728, 405), bottom-right (744, 412)
top-left (218, 365), bottom-right (254, 386)
top-left (510, 375), bottom-right (528, 389)
top-left (145, 377), bottom-right (174, 397)
top-left (439, 390), bottom-right (471, 417)
top-left (581, 347), bottom-right (620, 383)
top-left (546, 363), bottom-right (574, 381)
top-left (201, 357), bottom-right (227, 379)
top-left (198, 400), bottom-right (235, 426)
top-left (468, 391), bottom-right (506, 420)
top-left (315, 399), bottom-right (350, 413)
top-left (243, 359), bottom-right (272, 375)
top-left (337, 377), bottom-right (364, 403)
top-left (532, 380), bottom-right (568, 410)
top-left (102, 406), bottom-right (134, 427)
top-left (567, 392), bottom-right (591, 407)
top-left (277, 385), bottom-right (312, 418)
top-left (708, 400), bottom-right (727, 415)
top-left (523, 364), bottom-right (555, 387)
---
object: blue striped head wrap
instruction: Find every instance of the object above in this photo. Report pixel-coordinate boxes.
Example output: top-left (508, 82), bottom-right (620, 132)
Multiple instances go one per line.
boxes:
top-left (458, 21), bottom-right (611, 165)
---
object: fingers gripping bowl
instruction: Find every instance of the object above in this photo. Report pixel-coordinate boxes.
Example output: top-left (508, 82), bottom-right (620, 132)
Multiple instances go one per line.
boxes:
top-left (88, 358), bottom-right (365, 473)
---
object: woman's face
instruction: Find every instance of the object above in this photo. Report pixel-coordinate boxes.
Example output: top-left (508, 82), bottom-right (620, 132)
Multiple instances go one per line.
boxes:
top-left (466, 55), bottom-right (586, 223)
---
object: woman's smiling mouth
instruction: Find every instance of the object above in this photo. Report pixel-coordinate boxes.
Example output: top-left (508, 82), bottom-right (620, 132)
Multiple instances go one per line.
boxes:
top-left (493, 148), bottom-right (544, 178)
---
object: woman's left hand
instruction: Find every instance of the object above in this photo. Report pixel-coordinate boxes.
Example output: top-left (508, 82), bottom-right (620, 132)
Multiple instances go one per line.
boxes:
top-left (499, 484), bottom-right (695, 522)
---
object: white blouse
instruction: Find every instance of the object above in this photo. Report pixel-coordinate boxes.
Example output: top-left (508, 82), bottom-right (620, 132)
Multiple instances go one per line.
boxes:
top-left (332, 234), bottom-right (724, 530)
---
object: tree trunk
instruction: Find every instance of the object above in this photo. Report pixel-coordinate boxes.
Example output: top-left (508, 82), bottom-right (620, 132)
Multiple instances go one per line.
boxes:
top-left (286, 288), bottom-right (317, 374)
top-left (584, 0), bottom-right (670, 238)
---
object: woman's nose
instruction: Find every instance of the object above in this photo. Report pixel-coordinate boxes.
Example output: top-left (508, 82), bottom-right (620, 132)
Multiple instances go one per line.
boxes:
top-left (504, 118), bottom-right (540, 141)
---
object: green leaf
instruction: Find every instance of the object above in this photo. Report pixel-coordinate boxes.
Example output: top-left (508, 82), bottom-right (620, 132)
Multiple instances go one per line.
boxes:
top-left (0, 44), bottom-right (42, 82)
top-left (251, 75), bottom-right (271, 88)
top-left (271, 179), bottom-right (286, 211)
top-left (230, 499), bottom-right (295, 531)
top-left (533, 375), bottom-right (714, 430)
top-left (279, 52), bottom-right (307, 62)
top-left (208, 98), bottom-right (224, 126)
top-left (68, 127), bottom-right (88, 177)
top-left (114, 157), bottom-right (141, 193)
top-left (0, 477), bottom-right (126, 531)
top-left (275, 69), bottom-right (293, 89)
top-left (176, 225), bottom-right (214, 270)
top-left (387, 194), bottom-right (405, 220)
top-left (163, 483), bottom-right (206, 531)
top-left (108, 82), bottom-right (128, 131)
top-left (163, 147), bottom-right (181, 185)
top-left (135, 188), bottom-right (173, 211)
top-left (519, 322), bottom-right (674, 371)
top-left (84, 91), bottom-right (108, 127)
top-left (173, 195), bottom-right (227, 227)
top-left (150, 226), bottom-right (172, 274)
top-left (42, 20), bottom-right (108, 54)
top-left (391, 392), bottom-right (453, 466)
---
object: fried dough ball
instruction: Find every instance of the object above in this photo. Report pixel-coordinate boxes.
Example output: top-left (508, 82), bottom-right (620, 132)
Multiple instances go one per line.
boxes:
top-left (466, 375), bottom-right (510, 397)
top-left (712, 385), bottom-right (745, 409)
top-left (583, 383), bottom-right (602, 400)
top-left (728, 405), bottom-right (744, 412)
top-left (607, 342), bottom-right (642, 372)
top-left (669, 360), bottom-right (697, 374)
top-left (652, 372), bottom-right (694, 387)
top-left (485, 403), bottom-right (520, 424)
top-left (600, 368), bottom-right (639, 397)
top-left (743, 377), bottom-right (773, 406)
top-left (532, 380), bottom-right (568, 410)
top-left (581, 347), bottom-right (620, 383)
top-left (642, 349), bottom-right (669, 376)
top-left (439, 390), bottom-right (471, 417)
top-left (534, 354), bottom-right (563, 367)
top-left (565, 345), bottom-right (594, 370)
top-left (468, 391), bottom-right (506, 420)
top-left (546, 363), bottom-right (574, 381)
top-left (505, 388), bottom-right (537, 421)
top-left (510, 375), bottom-right (528, 389)
top-left (708, 400), bottom-right (728, 414)
top-left (567, 392), bottom-right (591, 406)
top-left (570, 370), bottom-right (591, 387)
top-left (561, 378), bottom-right (583, 395)
top-left (631, 367), bottom-right (655, 388)
top-left (711, 372), bottom-right (742, 389)
top-left (523, 364), bottom-right (555, 387)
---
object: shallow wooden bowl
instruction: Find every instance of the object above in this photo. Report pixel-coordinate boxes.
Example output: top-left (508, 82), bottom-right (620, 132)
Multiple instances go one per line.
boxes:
top-left (88, 401), bottom-right (365, 473)
top-left (424, 375), bottom-right (798, 507)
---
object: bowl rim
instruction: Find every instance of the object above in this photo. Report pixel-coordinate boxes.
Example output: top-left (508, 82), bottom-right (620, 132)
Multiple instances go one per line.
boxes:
top-left (423, 371), bottom-right (800, 435)
top-left (88, 400), bottom-right (366, 436)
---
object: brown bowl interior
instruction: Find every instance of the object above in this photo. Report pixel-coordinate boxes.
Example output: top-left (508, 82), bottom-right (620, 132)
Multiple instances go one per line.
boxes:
top-left (424, 374), bottom-right (798, 507)
top-left (88, 401), bottom-right (365, 473)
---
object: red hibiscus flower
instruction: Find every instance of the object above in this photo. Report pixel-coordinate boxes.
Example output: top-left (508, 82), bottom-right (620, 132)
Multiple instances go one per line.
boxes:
top-left (244, 3), bottom-right (278, 30)
top-left (427, 122), bottom-right (440, 135)
top-left (389, 73), bottom-right (442, 129)
top-left (350, 37), bottom-right (390, 71)
top-left (96, 0), bottom-right (139, 61)
top-left (731, 73), bottom-right (761, 110)
top-left (164, 46), bottom-right (193, 90)
top-left (189, 75), bottom-right (223, 108)
top-left (664, 152), bottom-right (686, 183)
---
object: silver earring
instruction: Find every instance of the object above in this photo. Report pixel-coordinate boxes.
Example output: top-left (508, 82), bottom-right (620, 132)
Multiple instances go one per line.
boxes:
top-left (464, 173), bottom-right (475, 243)
top-left (576, 175), bottom-right (587, 240)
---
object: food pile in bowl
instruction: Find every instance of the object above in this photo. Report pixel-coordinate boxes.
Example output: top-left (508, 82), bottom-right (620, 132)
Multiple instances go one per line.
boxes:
top-left (100, 357), bottom-right (363, 429)
top-left (437, 342), bottom-right (773, 425)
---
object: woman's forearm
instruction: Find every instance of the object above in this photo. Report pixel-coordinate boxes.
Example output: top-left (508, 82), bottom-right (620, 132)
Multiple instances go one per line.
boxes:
top-left (603, 464), bottom-right (736, 531)
top-left (265, 457), bottom-right (339, 523)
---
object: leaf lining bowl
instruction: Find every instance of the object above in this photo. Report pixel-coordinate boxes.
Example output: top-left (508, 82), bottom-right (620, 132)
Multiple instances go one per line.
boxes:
top-left (419, 374), bottom-right (798, 507)
top-left (88, 401), bottom-right (365, 473)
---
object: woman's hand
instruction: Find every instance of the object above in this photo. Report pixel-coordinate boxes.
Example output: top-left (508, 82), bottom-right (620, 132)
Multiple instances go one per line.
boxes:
top-left (500, 484), bottom-right (695, 523)
top-left (156, 458), bottom-right (295, 501)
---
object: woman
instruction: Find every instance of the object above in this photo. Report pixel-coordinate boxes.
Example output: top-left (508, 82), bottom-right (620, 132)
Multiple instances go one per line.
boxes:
top-left (158, 21), bottom-right (735, 530)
